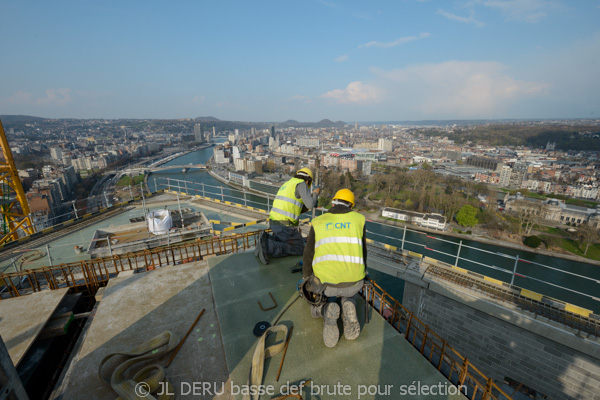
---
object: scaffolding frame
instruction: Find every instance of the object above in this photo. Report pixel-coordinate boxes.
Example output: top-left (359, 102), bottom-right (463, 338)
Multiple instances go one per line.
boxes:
top-left (0, 119), bottom-right (36, 245)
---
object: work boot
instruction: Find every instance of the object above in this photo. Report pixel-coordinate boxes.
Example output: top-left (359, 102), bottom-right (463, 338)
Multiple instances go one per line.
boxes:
top-left (257, 233), bottom-right (269, 265)
top-left (254, 232), bottom-right (262, 257)
top-left (323, 302), bottom-right (340, 348)
top-left (255, 232), bottom-right (267, 257)
top-left (311, 304), bottom-right (323, 318)
top-left (342, 299), bottom-right (360, 341)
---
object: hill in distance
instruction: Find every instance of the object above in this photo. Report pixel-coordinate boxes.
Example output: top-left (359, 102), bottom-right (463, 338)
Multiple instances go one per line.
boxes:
top-left (0, 115), bottom-right (48, 123)
top-left (280, 119), bottom-right (347, 128)
top-left (194, 116), bottom-right (221, 122)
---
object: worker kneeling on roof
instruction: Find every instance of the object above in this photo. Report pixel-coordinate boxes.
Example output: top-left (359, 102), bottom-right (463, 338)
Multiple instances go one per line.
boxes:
top-left (301, 188), bottom-right (367, 348)
top-left (256, 167), bottom-right (320, 265)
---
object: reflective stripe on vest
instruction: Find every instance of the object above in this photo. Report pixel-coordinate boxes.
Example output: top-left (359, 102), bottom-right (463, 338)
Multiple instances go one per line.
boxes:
top-left (312, 211), bottom-right (366, 285)
top-left (269, 177), bottom-right (304, 223)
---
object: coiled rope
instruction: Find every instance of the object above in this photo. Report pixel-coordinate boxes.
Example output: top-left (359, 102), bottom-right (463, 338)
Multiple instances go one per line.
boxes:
top-left (98, 331), bottom-right (180, 400)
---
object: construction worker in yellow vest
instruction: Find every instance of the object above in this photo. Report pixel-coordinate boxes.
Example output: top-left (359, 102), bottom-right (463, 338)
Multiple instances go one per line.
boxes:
top-left (255, 167), bottom-right (320, 264)
top-left (302, 188), bottom-right (367, 348)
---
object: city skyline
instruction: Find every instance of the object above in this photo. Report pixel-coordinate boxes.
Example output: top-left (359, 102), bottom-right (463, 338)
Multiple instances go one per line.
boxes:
top-left (1, 1), bottom-right (599, 122)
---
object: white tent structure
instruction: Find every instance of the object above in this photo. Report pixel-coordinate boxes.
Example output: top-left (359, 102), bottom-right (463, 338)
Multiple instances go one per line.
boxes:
top-left (147, 210), bottom-right (173, 235)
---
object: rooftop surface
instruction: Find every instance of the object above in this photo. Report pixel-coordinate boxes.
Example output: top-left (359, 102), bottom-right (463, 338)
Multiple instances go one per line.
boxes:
top-left (54, 250), bottom-right (465, 399)
top-left (0, 288), bottom-right (69, 367)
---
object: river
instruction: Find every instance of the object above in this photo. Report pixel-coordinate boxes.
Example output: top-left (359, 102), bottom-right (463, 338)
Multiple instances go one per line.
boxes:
top-left (148, 145), bottom-right (600, 314)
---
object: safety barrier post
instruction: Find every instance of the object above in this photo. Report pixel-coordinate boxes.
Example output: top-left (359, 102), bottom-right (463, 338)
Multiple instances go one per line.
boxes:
top-left (177, 192), bottom-right (185, 229)
top-left (483, 378), bottom-right (493, 400)
top-left (420, 327), bottom-right (429, 354)
top-left (438, 340), bottom-right (447, 370)
top-left (46, 244), bottom-right (53, 266)
top-left (405, 313), bottom-right (413, 340)
top-left (455, 240), bottom-right (462, 267)
top-left (401, 225), bottom-right (406, 250)
top-left (511, 255), bottom-right (520, 286)
top-left (184, 180), bottom-right (188, 195)
top-left (243, 191), bottom-right (247, 207)
top-left (458, 358), bottom-right (469, 386)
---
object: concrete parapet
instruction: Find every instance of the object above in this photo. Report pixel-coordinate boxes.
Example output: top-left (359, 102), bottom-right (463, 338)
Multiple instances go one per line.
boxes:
top-left (400, 258), bottom-right (600, 399)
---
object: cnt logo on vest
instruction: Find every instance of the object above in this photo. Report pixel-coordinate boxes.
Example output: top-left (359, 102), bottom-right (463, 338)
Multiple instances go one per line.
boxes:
top-left (325, 222), bottom-right (351, 231)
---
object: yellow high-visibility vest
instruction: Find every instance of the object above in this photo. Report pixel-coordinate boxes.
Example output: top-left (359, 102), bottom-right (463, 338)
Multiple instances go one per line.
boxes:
top-left (312, 211), bottom-right (365, 284)
top-left (269, 177), bottom-right (305, 224)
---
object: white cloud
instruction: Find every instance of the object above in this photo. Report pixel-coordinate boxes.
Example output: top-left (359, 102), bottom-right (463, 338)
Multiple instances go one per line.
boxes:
top-left (6, 91), bottom-right (34, 105)
top-left (191, 96), bottom-right (206, 104)
top-left (335, 54), bottom-right (349, 63)
top-left (320, 81), bottom-right (384, 104)
top-left (437, 9), bottom-right (485, 27)
top-left (36, 89), bottom-right (72, 106)
top-left (482, 0), bottom-right (555, 23)
top-left (371, 61), bottom-right (548, 117)
top-left (4, 89), bottom-right (71, 106)
top-left (359, 33), bottom-right (430, 49)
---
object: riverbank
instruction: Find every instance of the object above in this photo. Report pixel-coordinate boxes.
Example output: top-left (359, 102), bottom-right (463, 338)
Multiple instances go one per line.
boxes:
top-left (359, 209), bottom-right (600, 267)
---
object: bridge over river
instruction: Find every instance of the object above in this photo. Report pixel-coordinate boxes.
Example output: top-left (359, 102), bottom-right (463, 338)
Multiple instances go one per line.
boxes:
top-left (124, 164), bottom-right (207, 173)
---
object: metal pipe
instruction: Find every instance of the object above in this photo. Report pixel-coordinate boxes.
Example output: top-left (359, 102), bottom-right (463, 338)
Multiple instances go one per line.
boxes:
top-left (165, 309), bottom-right (205, 368)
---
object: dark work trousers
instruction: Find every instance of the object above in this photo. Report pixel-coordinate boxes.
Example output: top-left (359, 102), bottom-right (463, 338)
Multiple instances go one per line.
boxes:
top-left (266, 223), bottom-right (305, 258)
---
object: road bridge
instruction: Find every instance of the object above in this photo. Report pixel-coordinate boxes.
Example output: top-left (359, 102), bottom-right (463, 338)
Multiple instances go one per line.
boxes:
top-left (123, 164), bottom-right (206, 173)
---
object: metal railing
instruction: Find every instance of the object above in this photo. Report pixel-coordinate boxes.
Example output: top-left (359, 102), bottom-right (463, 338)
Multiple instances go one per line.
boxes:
top-left (363, 279), bottom-right (513, 400)
top-left (160, 176), bottom-right (600, 314)
top-left (3, 174), bottom-right (598, 315)
top-left (0, 230), bottom-right (261, 298)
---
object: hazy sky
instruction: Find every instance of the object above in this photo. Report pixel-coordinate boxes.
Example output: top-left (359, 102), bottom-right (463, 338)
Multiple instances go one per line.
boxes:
top-left (1, 0), bottom-right (599, 122)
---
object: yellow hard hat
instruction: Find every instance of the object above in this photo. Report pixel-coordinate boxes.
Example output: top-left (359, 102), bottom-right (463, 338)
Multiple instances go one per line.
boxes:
top-left (333, 188), bottom-right (355, 207)
top-left (296, 167), bottom-right (313, 180)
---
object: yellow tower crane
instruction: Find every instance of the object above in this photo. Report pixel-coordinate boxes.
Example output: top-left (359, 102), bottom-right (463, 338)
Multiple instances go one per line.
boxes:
top-left (0, 119), bottom-right (36, 245)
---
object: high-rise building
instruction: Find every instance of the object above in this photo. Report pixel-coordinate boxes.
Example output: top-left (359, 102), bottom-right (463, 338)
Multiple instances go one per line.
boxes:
top-left (378, 138), bottom-right (393, 152)
top-left (50, 147), bottom-right (63, 161)
top-left (194, 124), bottom-right (204, 143)
top-left (270, 126), bottom-right (275, 139)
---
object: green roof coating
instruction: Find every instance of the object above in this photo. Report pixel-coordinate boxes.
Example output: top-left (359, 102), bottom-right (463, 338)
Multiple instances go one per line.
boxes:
top-left (209, 251), bottom-right (467, 399)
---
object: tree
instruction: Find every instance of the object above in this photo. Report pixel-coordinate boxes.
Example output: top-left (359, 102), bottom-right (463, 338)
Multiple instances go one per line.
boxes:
top-left (474, 182), bottom-right (491, 198)
top-left (575, 224), bottom-right (600, 255)
top-left (441, 192), bottom-right (467, 223)
top-left (509, 200), bottom-right (550, 235)
top-left (443, 176), bottom-right (461, 195)
top-left (370, 173), bottom-right (387, 193)
top-left (456, 205), bottom-right (479, 227)
top-left (523, 236), bottom-right (542, 248)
